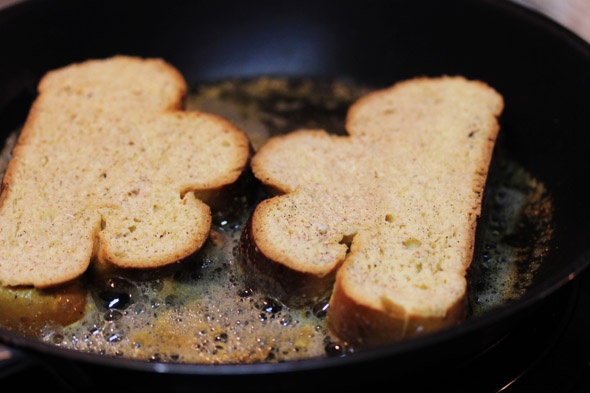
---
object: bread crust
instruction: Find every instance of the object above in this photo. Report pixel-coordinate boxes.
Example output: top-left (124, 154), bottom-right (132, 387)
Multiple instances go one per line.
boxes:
top-left (328, 274), bottom-right (468, 347)
top-left (239, 212), bottom-right (337, 306)
top-left (240, 75), bottom-right (504, 348)
top-left (0, 56), bottom-right (250, 288)
top-left (0, 281), bottom-right (87, 337)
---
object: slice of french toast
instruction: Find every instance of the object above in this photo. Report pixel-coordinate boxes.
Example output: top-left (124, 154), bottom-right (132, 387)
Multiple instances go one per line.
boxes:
top-left (240, 76), bottom-right (504, 347)
top-left (0, 56), bottom-right (251, 288)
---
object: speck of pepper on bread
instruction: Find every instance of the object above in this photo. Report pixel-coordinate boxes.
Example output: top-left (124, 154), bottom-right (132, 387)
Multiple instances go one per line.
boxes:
top-left (240, 76), bottom-right (504, 348)
top-left (0, 55), bottom-right (251, 288)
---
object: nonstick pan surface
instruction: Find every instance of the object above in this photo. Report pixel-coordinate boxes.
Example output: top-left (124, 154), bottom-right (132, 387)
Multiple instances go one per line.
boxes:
top-left (0, 0), bottom-right (589, 387)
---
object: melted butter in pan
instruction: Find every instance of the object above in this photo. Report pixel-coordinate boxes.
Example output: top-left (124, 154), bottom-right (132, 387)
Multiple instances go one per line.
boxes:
top-left (0, 77), bottom-right (553, 364)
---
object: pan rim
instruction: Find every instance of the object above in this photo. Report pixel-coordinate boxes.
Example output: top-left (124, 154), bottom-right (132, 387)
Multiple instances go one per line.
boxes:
top-left (0, 0), bottom-right (589, 375)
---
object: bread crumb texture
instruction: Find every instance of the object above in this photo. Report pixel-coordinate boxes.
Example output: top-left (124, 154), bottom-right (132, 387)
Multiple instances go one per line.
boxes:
top-left (0, 56), bottom-right (250, 288)
top-left (248, 76), bottom-right (504, 347)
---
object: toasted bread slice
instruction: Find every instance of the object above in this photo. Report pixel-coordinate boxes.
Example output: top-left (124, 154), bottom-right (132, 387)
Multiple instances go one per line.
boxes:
top-left (241, 76), bottom-right (503, 347)
top-left (0, 282), bottom-right (87, 337)
top-left (0, 56), bottom-right (250, 288)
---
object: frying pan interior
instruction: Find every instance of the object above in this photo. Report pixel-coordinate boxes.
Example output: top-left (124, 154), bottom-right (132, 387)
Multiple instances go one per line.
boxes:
top-left (1, 0), bottom-right (589, 380)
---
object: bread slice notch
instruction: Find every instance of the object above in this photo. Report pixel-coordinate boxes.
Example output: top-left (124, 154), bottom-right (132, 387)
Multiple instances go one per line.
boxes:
top-left (0, 55), bottom-right (250, 288)
top-left (241, 76), bottom-right (504, 347)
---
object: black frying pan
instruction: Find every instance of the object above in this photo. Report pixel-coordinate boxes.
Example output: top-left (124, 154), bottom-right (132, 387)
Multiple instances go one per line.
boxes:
top-left (1, 0), bottom-right (589, 390)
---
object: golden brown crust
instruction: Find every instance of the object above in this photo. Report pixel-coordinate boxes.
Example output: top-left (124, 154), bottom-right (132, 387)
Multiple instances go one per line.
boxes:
top-left (0, 56), bottom-right (250, 288)
top-left (328, 265), bottom-right (468, 348)
top-left (239, 213), bottom-right (337, 306)
top-left (0, 281), bottom-right (87, 337)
